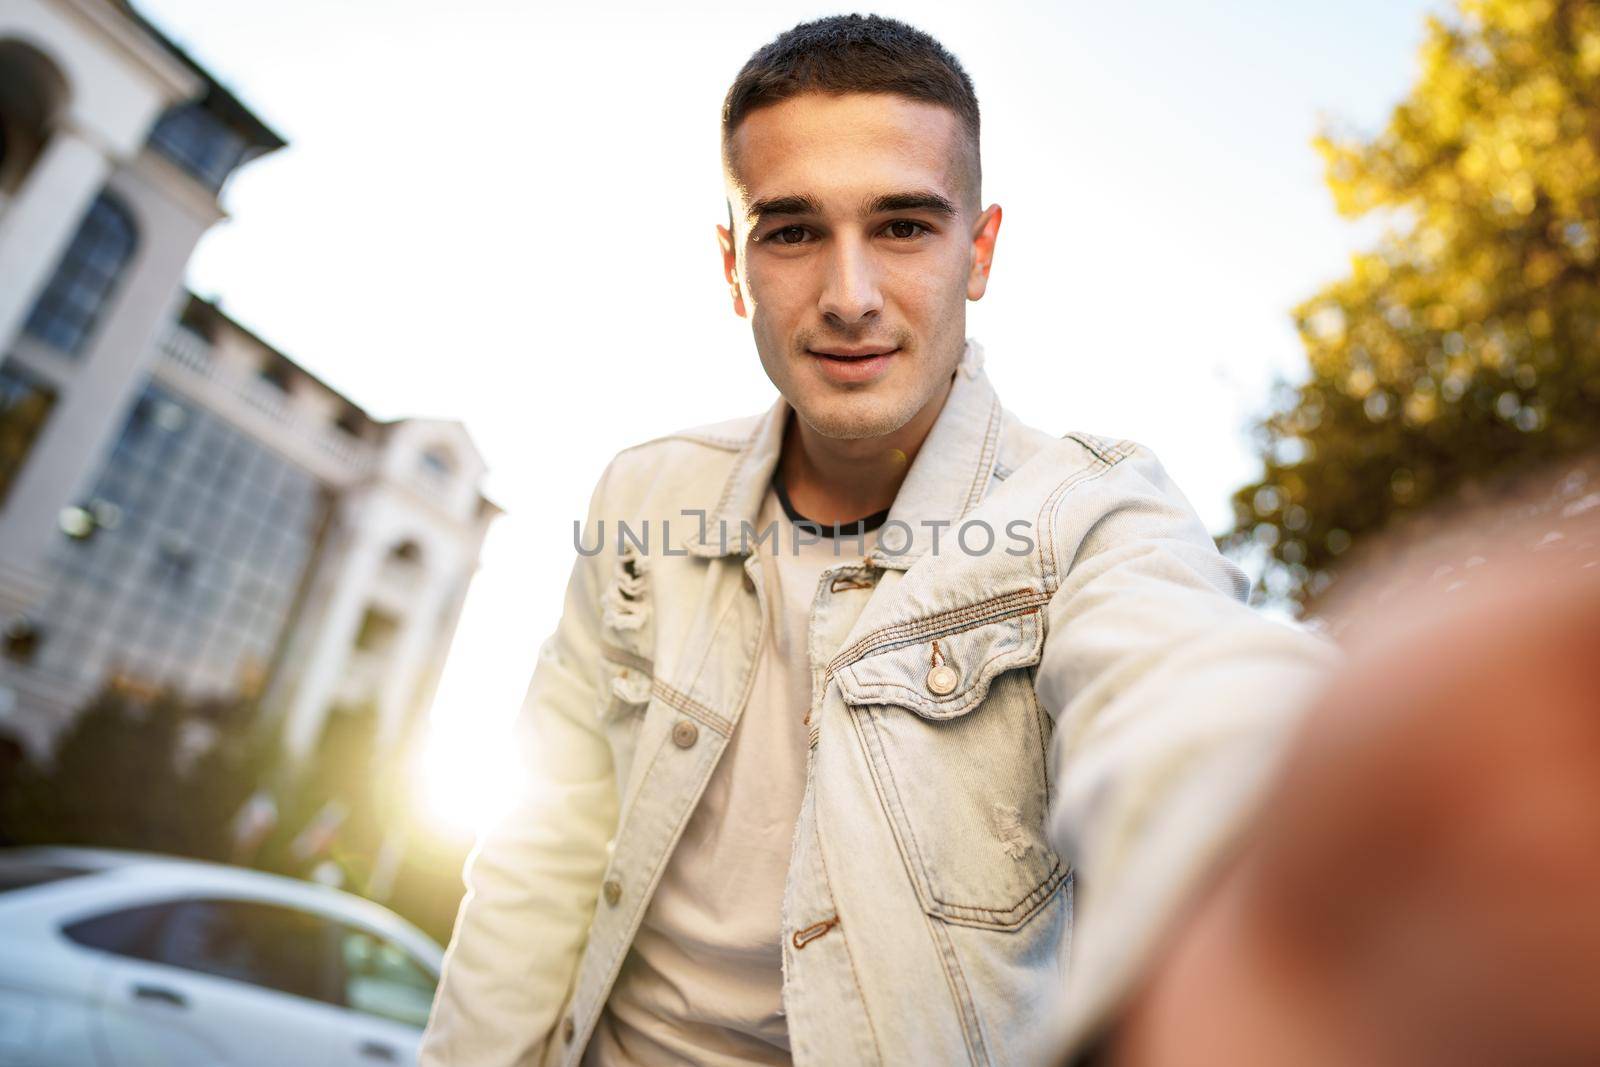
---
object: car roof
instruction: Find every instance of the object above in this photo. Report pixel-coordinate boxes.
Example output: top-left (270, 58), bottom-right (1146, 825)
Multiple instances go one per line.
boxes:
top-left (0, 846), bottom-right (440, 958)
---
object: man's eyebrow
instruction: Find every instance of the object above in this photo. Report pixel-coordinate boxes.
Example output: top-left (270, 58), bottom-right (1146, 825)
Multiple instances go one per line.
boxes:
top-left (745, 190), bottom-right (960, 225)
top-left (865, 191), bottom-right (959, 217)
top-left (746, 194), bottom-right (823, 223)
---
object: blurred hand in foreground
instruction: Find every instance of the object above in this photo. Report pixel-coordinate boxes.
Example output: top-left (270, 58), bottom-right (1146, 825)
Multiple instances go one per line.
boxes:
top-left (1107, 473), bottom-right (1600, 1067)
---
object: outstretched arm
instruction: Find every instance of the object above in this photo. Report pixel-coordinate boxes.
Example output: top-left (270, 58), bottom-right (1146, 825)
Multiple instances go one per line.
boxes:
top-left (1030, 441), bottom-right (1339, 1060)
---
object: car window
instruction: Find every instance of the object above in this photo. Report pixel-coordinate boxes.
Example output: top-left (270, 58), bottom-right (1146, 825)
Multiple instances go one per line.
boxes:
top-left (62, 902), bottom-right (174, 959)
top-left (0, 862), bottom-right (92, 893)
top-left (155, 898), bottom-right (340, 1005)
top-left (338, 924), bottom-right (437, 1028)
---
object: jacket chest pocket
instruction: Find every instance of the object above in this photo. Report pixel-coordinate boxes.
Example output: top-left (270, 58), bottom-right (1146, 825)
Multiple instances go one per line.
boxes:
top-left (835, 608), bottom-right (1068, 930)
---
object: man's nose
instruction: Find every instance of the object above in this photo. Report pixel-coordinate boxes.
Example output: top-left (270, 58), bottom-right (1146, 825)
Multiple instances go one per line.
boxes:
top-left (817, 235), bottom-right (883, 326)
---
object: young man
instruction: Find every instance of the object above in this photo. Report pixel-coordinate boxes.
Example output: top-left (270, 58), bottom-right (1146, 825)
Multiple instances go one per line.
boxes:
top-left (420, 15), bottom-right (1335, 1066)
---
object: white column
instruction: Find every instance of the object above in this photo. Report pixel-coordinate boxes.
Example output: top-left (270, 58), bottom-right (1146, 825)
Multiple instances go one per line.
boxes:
top-left (0, 128), bottom-right (111, 350)
top-left (281, 525), bottom-right (386, 763)
top-left (373, 568), bottom-right (457, 749)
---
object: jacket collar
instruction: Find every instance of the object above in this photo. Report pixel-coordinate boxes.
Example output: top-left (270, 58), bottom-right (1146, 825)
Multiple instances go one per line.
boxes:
top-left (686, 338), bottom-right (1002, 571)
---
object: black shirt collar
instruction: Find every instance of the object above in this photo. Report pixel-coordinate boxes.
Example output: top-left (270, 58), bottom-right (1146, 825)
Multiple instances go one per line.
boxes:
top-left (771, 467), bottom-right (891, 538)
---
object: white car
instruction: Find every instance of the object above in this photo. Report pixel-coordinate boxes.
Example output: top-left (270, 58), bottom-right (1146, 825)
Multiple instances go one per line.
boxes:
top-left (0, 847), bottom-right (444, 1067)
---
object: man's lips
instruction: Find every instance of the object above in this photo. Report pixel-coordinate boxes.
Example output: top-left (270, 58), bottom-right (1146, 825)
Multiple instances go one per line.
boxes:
top-left (806, 346), bottom-right (898, 384)
top-left (808, 346), bottom-right (899, 359)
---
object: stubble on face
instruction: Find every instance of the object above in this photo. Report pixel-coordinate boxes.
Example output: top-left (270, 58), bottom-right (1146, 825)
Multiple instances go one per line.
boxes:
top-left (724, 92), bottom-right (981, 444)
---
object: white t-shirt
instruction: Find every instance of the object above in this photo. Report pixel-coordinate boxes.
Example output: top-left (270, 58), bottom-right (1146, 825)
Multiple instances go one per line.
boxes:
top-left (583, 481), bottom-right (877, 1065)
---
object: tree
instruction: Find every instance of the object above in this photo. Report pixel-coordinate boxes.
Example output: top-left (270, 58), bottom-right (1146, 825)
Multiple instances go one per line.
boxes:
top-left (0, 687), bottom-right (271, 858)
top-left (1227, 0), bottom-right (1600, 608)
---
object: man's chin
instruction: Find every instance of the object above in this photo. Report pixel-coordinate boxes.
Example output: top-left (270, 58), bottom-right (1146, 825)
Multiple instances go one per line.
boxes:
top-left (790, 391), bottom-right (914, 441)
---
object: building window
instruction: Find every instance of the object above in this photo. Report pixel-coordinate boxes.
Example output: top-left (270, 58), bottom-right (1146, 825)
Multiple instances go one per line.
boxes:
top-left (334, 406), bottom-right (365, 438)
top-left (30, 383), bottom-right (327, 704)
top-left (22, 193), bottom-right (138, 356)
top-left (147, 102), bottom-right (248, 194)
top-left (0, 361), bottom-right (57, 507)
top-left (354, 607), bottom-right (399, 653)
top-left (258, 360), bottom-right (293, 393)
top-left (419, 447), bottom-right (454, 480)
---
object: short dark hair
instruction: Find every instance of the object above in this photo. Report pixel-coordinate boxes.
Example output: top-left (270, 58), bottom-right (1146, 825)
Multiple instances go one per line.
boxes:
top-left (721, 14), bottom-right (982, 210)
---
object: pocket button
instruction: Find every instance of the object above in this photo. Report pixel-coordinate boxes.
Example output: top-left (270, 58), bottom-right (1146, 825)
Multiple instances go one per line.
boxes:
top-left (926, 663), bottom-right (960, 696)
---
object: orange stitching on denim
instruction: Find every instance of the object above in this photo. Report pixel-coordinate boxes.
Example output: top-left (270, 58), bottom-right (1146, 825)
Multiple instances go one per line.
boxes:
top-left (827, 594), bottom-right (1046, 676)
top-left (1061, 431), bottom-right (1119, 465)
top-left (842, 613), bottom-right (1039, 710)
top-left (650, 679), bottom-right (732, 737)
top-left (830, 591), bottom-right (1041, 666)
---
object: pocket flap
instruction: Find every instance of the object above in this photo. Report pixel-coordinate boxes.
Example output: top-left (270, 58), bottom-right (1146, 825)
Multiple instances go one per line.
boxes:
top-left (835, 609), bottom-right (1043, 720)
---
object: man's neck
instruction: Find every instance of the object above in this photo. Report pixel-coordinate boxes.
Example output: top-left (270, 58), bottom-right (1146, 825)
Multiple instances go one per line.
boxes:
top-left (776, 371), bottom-right (956, 527)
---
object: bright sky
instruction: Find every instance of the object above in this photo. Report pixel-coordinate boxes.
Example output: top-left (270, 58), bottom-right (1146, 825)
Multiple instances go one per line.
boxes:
top-left (135, 0), bottom-right (1440, 833)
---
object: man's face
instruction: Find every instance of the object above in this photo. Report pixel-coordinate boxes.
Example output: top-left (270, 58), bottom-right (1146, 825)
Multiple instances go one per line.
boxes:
top-left (719, 92), bottom-right (1001, 441)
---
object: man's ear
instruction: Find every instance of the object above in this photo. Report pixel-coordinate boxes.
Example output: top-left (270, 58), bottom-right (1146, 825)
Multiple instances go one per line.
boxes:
top-left (717, 224), bottom-right (748, 318)
top-left (967, 204), bottom-right (1002, 301)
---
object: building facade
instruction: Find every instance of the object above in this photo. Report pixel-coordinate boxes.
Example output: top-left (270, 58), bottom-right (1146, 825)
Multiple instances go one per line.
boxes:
top-left (0, 0), bottom-right (497, 762)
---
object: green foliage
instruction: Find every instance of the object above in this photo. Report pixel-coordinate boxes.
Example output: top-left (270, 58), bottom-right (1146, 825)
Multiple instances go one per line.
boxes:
top-left (1228, 0), bottom-right (1600, 607)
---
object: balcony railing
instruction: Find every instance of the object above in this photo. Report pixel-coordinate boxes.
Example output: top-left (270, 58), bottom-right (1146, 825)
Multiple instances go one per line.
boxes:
top-left (156, 326), bottom-right (375, 477)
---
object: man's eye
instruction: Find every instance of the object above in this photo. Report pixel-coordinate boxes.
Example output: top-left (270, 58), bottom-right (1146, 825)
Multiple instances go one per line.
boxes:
top-left (885, 220), bottom-right (928, 240)
top-left (772, 226), bottom-right (809, 245)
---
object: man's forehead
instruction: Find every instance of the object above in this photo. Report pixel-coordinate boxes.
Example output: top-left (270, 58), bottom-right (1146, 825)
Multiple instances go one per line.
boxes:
top-left (725, 92), bottom-right (970, 215)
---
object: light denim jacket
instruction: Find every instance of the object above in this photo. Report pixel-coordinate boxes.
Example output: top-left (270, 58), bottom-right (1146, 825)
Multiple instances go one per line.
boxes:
top-left (420, 340), bottom-right (1339, 1067)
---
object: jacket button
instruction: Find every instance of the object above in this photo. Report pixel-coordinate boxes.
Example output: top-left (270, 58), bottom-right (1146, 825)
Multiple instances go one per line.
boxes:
top-left (926, 663), bottom-right (960, 696)
top-left (562, 1016), bottom-right (576, 1043)
top-left (603, 878), bottom-right (622, 906)
top-left (671, 720), bottom-right (699, 748)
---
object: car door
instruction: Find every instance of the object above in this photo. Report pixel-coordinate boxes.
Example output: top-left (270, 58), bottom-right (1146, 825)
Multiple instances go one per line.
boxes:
top-left (326, 922), bottom-right (438, 1067)
top-left (80, 896), bottom-right (352, 1067)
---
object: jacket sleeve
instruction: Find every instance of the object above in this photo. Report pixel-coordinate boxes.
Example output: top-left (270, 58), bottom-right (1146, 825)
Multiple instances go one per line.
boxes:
top-left (420, 461), bottom-right (622, 1067)
top-left (1031, 440), bottom-right (1340, 1059)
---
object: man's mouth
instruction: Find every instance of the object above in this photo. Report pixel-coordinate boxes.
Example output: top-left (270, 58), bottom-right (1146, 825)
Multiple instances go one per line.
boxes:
top-left (812, 348), bottom-right (902, 361)
top-left (806, 346), bottom-right (900, 384)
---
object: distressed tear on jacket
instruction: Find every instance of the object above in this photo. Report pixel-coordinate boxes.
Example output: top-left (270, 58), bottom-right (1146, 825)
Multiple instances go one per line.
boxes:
top-left (993, 802), bottom-right (1032, 861)
top-left (603, 544), bottom-right (650, 632)
top-left (610, 666), bottom-right (653, 706)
